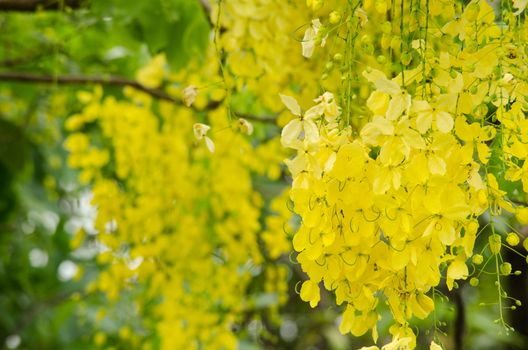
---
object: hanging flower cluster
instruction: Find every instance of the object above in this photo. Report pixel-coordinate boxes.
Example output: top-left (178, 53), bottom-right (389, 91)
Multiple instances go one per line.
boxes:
top-left (64, 53), bottom-right (291, 349)
top-left (283, 0), bottom-right (528, 348)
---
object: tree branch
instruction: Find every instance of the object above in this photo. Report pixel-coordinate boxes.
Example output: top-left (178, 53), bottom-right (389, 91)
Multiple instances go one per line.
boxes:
top-left (234, 111), bottom-right (278, 124)
top-left (0, 0), bottom-right (84, 11)
top-left (198, 0), bottom-right (216, 30)
top-left (0, 71), bottom-right (178, 102)
top-left (198, 0), bottom-right (211, 15)
top-left (0, 71), bottom-right (278, 123)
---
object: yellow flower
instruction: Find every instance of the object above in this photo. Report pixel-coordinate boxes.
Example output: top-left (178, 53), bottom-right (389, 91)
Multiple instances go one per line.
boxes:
top-left (302, 19), bottom-right (323, 58)
top-left (237, 118), bottom-right (254, 135)
top-left (300, 280), bottom-right (320, 308)
top-left (412, 100), bottom-right (454, 134)
top-left (447, 257), bottom-right (468, 290)
top-left (314, 92), bottom-right (341, 120)
top-left (363, 68), bottom-right (411, 121)
top-left (422, 184), bottom-right (470, 245)
top-left (280, 94), bottom-right (320, 147)
top-left (193, 123), bottom-right (215, 153)
top-left (182, 85), bottom-right (198, 107)
top-left (442, 16), bottom-right (468, 41)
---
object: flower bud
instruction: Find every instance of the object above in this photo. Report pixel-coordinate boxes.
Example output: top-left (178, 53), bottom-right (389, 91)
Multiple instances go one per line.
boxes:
top-left (506, 233), bottom-right (520, 246)
top-left (489, 234), bottom-right (501, 255)
top-left (237, 118), bottom-right (254, 135)
top-left (329, 11), bottom-right (341, 24)
top-left (333, 53), bottom-right (343, 62)
top-left (472, 254), bottom-right (484, 265)
top-left (500, 262), bottom-right (512, 275)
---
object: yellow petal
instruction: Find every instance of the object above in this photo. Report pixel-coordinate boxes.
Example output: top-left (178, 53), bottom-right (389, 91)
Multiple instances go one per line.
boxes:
top-left (303, 119), bottom-right (320, 143)
top-left (516, 207), bottom-right (528, 224)
top-left (386, 93), bottom-right (410, 120)
top-left (367, 90), bottom-right (389, 115)
top-left (302, 27), bottom-right (316, 58)
top-left (417, 293), bottom-right (435, 315)
top-left (300, 280), bottom-right (320, 308)
top-left (438, 223), bottom-right (456, 245)
top-left (428, 154), bottom-right (446, 175)
top-left (373, 116), bottom-right (395, 135)
top-left (435, 111), bottom-right (454, 133)
top-left (281, 119), bottom-right (302, 146)
top-left (416, 113), bottom-right (432, 134)
top-left (204, 136), bottom-right (215, 153)
top-left (292, 227), bottom-right (309, 251)
top-left (279, 93), bottom-right (301, 116)
top-left (363, 68), bottom-right (401, 95)
top-left (402, 128), bottom-right (426, 149)
top-left (476, 142), bottom-right (490, 164)
top-left (410, 294), bottom-right (428, 319)
top-left (447, 259), bottom-right (468, 289)
top-left (339, 304), bottom-right (355, 334)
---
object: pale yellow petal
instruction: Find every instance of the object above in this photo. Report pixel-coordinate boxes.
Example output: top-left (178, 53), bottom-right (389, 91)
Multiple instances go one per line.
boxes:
top-left (428, 154), bottom-right (446, 175)
top-left (279, 94), bottom-right (301, 116)
top-left (302, 27), bottom-right (316, 58)
top-left (281, 119), bottom-right (302, 147)
top-left (416, 113), bottom-right (432, 134)
top-left (363, 68), bottom-right (401, 95)
top-left (402, 128), bottom-right (426, 149)
top-left (435, 111), bottom-right (454, 133)
top-left (204, 136), bottom-right (215, 153)
top-left (303, 119), bottom-right (320, 143)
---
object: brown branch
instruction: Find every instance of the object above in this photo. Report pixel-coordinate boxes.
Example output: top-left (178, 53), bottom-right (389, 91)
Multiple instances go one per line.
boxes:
top-left (0, 0), bottom-right (84, 11)
top-left (0, 71), bottom-right (178, 103)
top-left (198, 0), bottom-right (215, 30)
top-left (234, 111), bottom-right (277, 124)
top-left (0, 71), bottom-right (278, 123)
top-left (198, 0), bottom-right (211, 15)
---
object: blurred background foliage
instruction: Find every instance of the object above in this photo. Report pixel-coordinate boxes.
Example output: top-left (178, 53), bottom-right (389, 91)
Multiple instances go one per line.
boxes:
top-left (0, 0), bottom-right (527, 349)
top-left (0, 1), bottom-right (213, 348)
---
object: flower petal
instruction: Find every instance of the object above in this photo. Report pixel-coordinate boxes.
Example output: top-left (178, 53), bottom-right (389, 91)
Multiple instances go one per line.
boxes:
top-left (279, 94), bottom-right (301, 116)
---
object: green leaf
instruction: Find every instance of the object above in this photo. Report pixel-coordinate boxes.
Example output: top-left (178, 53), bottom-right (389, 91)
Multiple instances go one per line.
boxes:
top-left (163, 0), bottom-right (210, 70)
top-left (137, 0), bottom-right (170, 53)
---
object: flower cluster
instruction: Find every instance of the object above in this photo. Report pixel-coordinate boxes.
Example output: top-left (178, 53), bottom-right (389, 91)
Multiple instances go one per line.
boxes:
top-left (283, 0), bottom-right (528, 348)
top-left (64, 56), bottom-right (291, 349)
